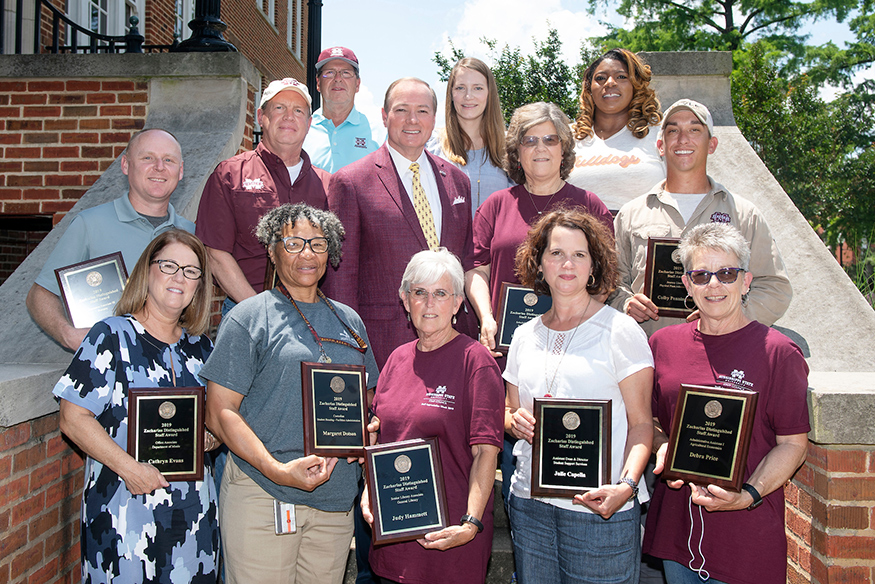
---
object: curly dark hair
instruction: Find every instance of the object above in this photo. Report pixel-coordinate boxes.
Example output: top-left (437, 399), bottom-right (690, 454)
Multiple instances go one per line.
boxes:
top-left (255, 203), bottom-right (345, 268)
top-left (515, 204), bottom-right (618, 298)
top-left (504, 102), bottom-right (576, 185)
top-left (572, 48), bottom-right (662, 141)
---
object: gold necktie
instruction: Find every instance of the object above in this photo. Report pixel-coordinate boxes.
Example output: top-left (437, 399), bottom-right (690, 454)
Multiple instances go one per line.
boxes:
top-left (409, 162), bottom-right (439, 250)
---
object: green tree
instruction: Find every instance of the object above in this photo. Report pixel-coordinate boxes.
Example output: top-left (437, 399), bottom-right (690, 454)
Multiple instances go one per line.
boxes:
top-left (433, 28), bottom-right (599, 123)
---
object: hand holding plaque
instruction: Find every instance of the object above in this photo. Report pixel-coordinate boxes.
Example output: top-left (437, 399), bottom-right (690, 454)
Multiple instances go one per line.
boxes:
top-left (531, 398), bottom-right (611, 498)
top-left (662, 384), bottom-right (758, 491)
top-left (55, 252), bottom-right (129, 329)
top-left (643, 238), bottom-right (694, 318)
top-left (495, 283), bottom-right (552, 354)
top-left (301, 362), bottom-right (368, 458)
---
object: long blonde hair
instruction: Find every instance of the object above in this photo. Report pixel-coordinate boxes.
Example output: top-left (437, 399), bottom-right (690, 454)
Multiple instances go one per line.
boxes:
top-left (440, 58), bottom-right (506, 168)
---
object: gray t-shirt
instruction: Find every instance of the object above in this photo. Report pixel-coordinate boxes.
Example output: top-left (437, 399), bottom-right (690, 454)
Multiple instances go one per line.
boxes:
top-left (200, 289), bottom-right (379, 511)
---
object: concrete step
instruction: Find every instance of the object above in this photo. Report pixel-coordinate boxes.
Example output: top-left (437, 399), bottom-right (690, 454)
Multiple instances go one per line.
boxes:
top-left (344, 474), bottom-right (516, 583)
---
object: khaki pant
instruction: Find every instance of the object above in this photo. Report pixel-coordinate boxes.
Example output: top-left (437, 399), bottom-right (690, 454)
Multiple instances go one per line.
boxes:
top-left (220, 455), bottom-right (354, 584)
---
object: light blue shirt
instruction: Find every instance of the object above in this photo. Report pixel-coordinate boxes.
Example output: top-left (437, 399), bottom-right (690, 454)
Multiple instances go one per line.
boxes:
top-left (426, 136), bottom-right (514, 218)
top-left (303, 106), bottom-right (379, 173)
top-left (35, 194), bottom-right (195, 295)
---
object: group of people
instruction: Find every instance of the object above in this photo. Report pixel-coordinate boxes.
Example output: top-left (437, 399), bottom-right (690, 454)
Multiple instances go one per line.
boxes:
top-left (29, 45), bottom-right (809, 584)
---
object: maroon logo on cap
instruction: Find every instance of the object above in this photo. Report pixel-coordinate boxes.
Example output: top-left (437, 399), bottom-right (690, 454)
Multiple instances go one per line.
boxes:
top-left (710, 212), bottom-right (731, 223)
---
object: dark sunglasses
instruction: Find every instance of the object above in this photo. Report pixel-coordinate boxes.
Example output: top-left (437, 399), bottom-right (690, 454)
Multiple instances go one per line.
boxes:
top-left (686, 268), bottom-right (745, 286)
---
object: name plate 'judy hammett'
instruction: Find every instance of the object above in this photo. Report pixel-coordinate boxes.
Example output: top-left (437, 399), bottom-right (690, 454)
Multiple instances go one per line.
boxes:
top-left (643, 238), bottom-right (693, 318)
top-left (495, 282), bottom-right (552, 354)
top-left (301, 362), bottom-right (368, 458)
top-left (127, 386), bottom-right (204, 482)
top-left (365, 437), bottom-right (449, 545)
top-left (531, 398), bottom-right (612, 498)
top-left (663, 384), bottom-right (758, 492)
top-left (55, 252), bottom-right (128, 329)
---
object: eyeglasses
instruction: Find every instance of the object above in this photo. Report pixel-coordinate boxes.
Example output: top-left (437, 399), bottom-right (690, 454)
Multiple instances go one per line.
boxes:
top-left (281, 236), bottom-right (329, 254)
top-left (686, 268), bottom-right (745, 286)
top-left (409, 288), bottom-right (455, 303)
top-left (520, 134), bottom-right (560, 148)
top-left (320, 69), bottom-right (356, 80)
top-left (151, 259), bottom-right (203, 280)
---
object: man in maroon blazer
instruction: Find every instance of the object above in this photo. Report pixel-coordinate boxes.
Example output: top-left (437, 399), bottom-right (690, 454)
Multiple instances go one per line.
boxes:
top-left (324, 77), bottom-right (475, 368)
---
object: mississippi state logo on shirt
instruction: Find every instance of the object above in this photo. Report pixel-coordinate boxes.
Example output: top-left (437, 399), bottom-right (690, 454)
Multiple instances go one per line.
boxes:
top-left (242, 177), bottom-right (265, 191)
top-left (716, 369), bottom-right (754, 390)
top-left (710, 212), bottom-right (731, 223)
top-left (355, 137), bottom-right (367, 149)
top-left (422, 384), bottom-right (456, 410)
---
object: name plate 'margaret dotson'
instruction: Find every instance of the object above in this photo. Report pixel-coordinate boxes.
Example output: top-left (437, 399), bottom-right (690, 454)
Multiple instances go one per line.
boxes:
top-left (55, 252), bottom-right (128, 329)
top-left (127, 386), bottom-right (204, 482)
top-left (301, 362), bottom-right (368, 458)
top-left (365, 437), bottom-right (449, 545)
top-left (531, 398), bottom-right (612, 498)
top-left (643, 238), bottom-right (693, 318)
top-left (662, 384), bottom-right (759, 492)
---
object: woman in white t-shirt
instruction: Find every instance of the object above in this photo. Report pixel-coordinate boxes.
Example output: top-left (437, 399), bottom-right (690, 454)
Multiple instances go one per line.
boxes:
top-left (567, 49), bottom-right (665, 212)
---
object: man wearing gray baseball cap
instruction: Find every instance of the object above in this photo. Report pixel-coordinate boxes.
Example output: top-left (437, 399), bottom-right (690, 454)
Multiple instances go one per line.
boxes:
top-left (612, 98), bottom-right (792, 336)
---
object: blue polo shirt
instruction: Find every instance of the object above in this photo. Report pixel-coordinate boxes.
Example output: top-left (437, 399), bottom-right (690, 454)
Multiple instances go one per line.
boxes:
top-left (303, 106), bottom-right (379, 173)
top-left (35, 194), bottom-right (195, 295)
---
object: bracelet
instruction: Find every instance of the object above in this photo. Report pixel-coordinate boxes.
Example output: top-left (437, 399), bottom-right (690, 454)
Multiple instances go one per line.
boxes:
top-left (460, 514), bottom-right (484, 533)
top-left (617, 477), bottom-right (639, 500)
top-left (741, 483), bottom-right (762, 510)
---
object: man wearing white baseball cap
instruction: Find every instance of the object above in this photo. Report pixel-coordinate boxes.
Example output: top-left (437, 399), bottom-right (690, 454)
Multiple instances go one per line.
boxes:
top-left (196, 77), bottom-right (329, 313)
top-left (612, 98), bottom-right (792, 336)
top-left (303, 46), bottom-right (379, 173)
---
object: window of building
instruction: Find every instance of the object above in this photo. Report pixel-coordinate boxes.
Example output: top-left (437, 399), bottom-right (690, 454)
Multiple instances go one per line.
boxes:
top-left (174, 0), bottom-right (195, 40)
top-left (286, 0), bottom-right (301, 58)
top-left (258, 0), bottom-right (275, 26)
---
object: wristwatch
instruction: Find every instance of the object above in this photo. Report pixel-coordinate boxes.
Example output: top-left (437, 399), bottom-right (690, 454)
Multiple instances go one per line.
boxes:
top-left (460, 514), bottom-right (484, 533)
top-left (741, 483), bottom-right (763, 510)
top-left (617, 477), bottom-right (639, 500)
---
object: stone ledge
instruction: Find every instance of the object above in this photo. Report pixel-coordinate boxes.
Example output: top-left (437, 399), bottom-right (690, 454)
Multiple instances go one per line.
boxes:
top-left (0, 364), bottom-right (66, 427)
top-left (808, 372), bottom-right (875, 445)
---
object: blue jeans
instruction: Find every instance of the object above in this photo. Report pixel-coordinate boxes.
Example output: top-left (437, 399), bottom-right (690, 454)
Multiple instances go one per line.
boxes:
top-left (662, 561), bottom-right (728, 584)
top-left (509, 494), bottom-right (640, 584)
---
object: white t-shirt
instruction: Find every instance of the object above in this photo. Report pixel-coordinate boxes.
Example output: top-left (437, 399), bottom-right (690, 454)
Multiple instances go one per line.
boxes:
top-left (568, 126), bottom-right (665, 212)
top-left (286, 159), bottom-right (303, 185)
top-left (503, 305), bottom-right (654, 513)
top-left (663, 191), bottom-right (708, 224)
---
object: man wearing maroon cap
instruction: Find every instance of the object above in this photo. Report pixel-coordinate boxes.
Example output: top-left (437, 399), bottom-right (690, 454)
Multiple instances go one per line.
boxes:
top-left (303, 46), bottom-right (379, 173)
top-left (196, 78), bottom-right (329, 313)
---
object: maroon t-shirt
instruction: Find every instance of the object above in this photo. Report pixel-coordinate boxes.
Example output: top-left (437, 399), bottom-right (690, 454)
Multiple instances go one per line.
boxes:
top-left (472, 183), bottom-right (613, 323)
top-left (370, 334), bottom-right (504, 584)
top-left (644, 320), bottom-right (810, 584)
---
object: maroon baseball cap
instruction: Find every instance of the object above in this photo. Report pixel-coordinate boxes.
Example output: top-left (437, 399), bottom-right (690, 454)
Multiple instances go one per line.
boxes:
top-left (315, 46), bottom-right (359, 72)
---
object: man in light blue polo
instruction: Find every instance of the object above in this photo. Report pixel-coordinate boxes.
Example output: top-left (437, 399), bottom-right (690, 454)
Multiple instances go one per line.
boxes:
top-left (26, 128), bottom-right (194, 351)
top-left (303, 46), bottom-right (379, 172)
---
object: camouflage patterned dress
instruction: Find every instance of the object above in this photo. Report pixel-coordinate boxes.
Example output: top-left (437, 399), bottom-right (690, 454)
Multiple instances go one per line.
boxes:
top-left (53, 315), bottom-right (218, 584)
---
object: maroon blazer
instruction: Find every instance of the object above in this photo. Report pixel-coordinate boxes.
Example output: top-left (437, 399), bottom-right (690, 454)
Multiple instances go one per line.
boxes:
top-left (324, 145), bottom-right (476, 367)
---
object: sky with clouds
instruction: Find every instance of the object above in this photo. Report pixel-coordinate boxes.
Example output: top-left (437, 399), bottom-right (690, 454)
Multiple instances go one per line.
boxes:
top-left (318, 0), bottom-right (860, 141)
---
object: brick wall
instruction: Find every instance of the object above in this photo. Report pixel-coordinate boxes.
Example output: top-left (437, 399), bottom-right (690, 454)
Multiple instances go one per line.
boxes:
top-left (0, 79), bottom-right (148, 225)
top-left (144, 0), bottom-right (177, 45)
top-left (0, 413), bottom-right (83, 583)
top-left (786, 443), bottom-right (875, 583)
top-left (222, 0), bottom-right (307, 83)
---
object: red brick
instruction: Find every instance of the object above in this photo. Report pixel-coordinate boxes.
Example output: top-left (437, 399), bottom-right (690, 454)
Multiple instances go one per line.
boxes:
top-left (29, 509), bottom-right (59, 541)
top-left (61, 188), bottom-right (88, 199)
top-left (44, 175), bottom-right (82, 187)
top-left (809, 551), bottom-right (828, 584)
top-left (0, 107), bottom-right (21, 118)
top-left (0, 525), bottom-right (27, 560)
top-left (13, 442), bottom-right (45, 473)
top-left (23, 161), bottom-right (59, 173)
top-left (62, 105), bottom-right (99, 117)
top-left (59, 160), bottom-right (97, 172)
top-left (85, 93), bottom-right (116, 104)
top-left (0, 134), bottom-right (22, 144)
top-left (11, 94), bottom-right (47, 105)
top-left (82, 175), bottom-right (100, 187)
top-left (101, 132), bottom-right (131, 143)
top-left (12, 491), bottom-right (45, 524)
top-left (0, 188), bottom-right (24, 200)
top-left (44, 475), bottom-right (77, 508)
top-left (3, 201), bottom-right (42, 213)
top-left (0, 475), bottom-right (29, 508)
top-left (65, 80), bottom-right (101, 91)
top-left (41, 200), bottom-right (76, 214)
top-left (869, 453), bottom-right (875, 473)
top-left (79, 119), bottom-right (110, 130)
top-left (111, 118), bottom-right (145, 130)
top-left (60, 132), bottom-right (99, 144)
top-left (27, 557), bottom-right (59, 584)
top-left (118, 92), bottom-right (148, 104)
top-left (44, 522), bottom-right (71, 557)
top-left (1, 424), bottom-right (30, 450)
top-left (60, 451), bottom-right (84, 474)
top-left (0, 507), bottom-right (8, 532)
top-left (135, 81), bottom-right (148, 91)
top-left (81, 146), bottom-right (114, 158)
top-left (42, 147), bottom-right (79, 158)
top-left (23, 106), bottom-right (62, 117)
top-left (113, 145), bottom-right (127, 157)
top-left (824, 447), bottom-right (870, 473)
top-left (99, 105), bottom-right (132, 116)
top-left (24, 189), bottom-right (62, 201)
top-left (0, 81), bottom-right (27, 91)
top-left (826, 534), bottom-right (875, 559)
top-left (101, 80), bottom-right (136, 91)
top-left (0, 563), bottom-right (9, 584)
top-left (786, 509), bottom-right (812, 545)
top-left (6, 120), bottom-right (42, 131)
top-left (98, 160), bottom-right (113, 172)
top-left (132, 105), bottom-right (146, 117)
top-left (821, 475), bottom-right (875, 501)
top-left (10, 541), bottom-right (43, 578)
top-left (48, 94), bottom-right (86, 105)
top-left (22, 133), bottom-right (59, 144)
top-left (4, 147), bottom-right (42, 159)
top-left (827, 564), bottom-right (871, 582)
top-left (29, 460), bottom-right (61, 491)
top-left (0, 161), bottom-right (23, 172)
top-left (0, 456), bottom-right (10, 480)
top-left (29, 80), bottom-right (65, 92)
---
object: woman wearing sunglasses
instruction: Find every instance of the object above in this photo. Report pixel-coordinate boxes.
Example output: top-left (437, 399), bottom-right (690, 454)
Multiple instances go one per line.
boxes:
top-left (645, 222), bottom-right (809, 584)
top-left (201, 203), bottom-right (380, 584)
